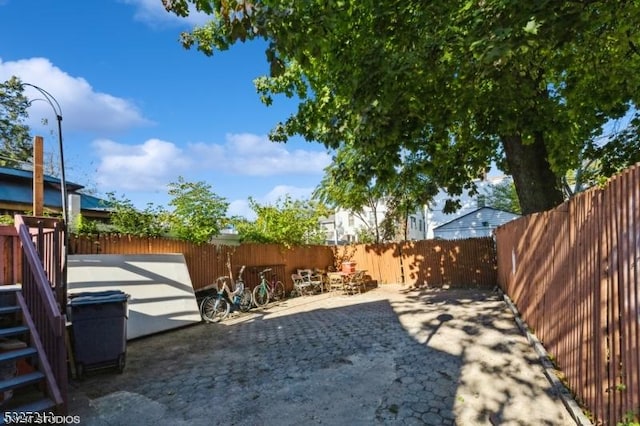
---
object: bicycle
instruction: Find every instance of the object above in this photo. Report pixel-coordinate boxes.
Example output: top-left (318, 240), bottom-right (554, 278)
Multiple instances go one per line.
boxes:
top-left (252, 267), bottom-right (286, 308)
top-left (200, 265), bottom-right (252, 323)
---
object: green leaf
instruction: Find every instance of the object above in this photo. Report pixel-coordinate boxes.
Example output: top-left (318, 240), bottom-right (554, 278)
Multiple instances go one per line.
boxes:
top-left (523, 18), bottom-right (540, 35)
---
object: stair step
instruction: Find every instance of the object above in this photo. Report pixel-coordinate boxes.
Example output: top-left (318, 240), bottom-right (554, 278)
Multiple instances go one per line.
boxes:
top-left (0, 325), bottom-right (29, 338)
top-left (0, 347), bottom-right (37, 363)
top-left (0, 305), bottom-right (21, 315)
top-left (0, 371), bottom-right (45, 392)
top-left (0, 285), bottom-right (21, 293)
top-left (0, 397), bottom-right (56, 424)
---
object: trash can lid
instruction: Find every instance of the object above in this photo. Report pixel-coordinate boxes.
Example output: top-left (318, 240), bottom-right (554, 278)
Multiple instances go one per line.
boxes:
top-left (69, 291), bottom-right (129, 306)
top-left (69, 290), bottom-right (125, 299)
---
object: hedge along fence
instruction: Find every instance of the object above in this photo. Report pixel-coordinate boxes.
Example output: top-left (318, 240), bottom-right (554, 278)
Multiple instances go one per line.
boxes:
top-left (68, 234), bottom-right (497, 292)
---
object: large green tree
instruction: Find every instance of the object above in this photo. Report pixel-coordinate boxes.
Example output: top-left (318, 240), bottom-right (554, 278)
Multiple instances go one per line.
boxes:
top-left (313, 147), bottom-right (387, 243)
top-left (167, 177), bottom-right (229, 244)
top-left (234, 195), bottom-right (329, 247)
top-left (0, 76), bottom-right (32, 168)
top-left (483, 179), bottom-right (521, 214)
top-left (381, 156), bottom-right (439, 241)
top-left (313, 146), bottom-right (438, 242)
top-left (165, 0), bottom-right (640, 215)
top-left (103, 192), bottom-right (169, 237)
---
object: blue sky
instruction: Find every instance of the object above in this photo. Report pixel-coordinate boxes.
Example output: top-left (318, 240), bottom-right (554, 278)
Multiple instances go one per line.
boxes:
top-left (0, 0), bottom-right (332, 218)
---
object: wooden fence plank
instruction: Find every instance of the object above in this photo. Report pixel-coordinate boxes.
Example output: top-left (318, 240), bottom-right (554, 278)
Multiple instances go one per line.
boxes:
top-left (495, 162), bottom-right (640, 426)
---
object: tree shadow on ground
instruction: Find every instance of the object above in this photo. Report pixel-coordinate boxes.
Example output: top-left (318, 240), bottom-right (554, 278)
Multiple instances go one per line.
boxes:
top-left (67, 287), bottom-right (572, 425)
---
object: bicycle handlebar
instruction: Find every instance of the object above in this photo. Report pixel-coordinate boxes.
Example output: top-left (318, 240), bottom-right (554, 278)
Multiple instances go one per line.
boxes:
top-left (259, 268), bottom-right (272, 275)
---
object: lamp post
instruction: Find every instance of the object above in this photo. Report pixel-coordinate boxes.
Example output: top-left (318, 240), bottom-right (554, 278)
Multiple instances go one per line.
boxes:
top-left (21, 83), bottom-right (68, 224)
top-left (22, 83), bottom-right (69, 305)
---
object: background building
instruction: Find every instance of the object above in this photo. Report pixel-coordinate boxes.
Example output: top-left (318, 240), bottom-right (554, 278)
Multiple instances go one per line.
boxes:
top-left (424, 175), bottom-right (517, 239)
top-left (432, 206), bottom-right (520, 239)
top-left (321, 203), bottom-right (427, 244)
top-left (320, 175), bottom-right (520, 244)
top-left (0, 166), bottom-right (110, 222)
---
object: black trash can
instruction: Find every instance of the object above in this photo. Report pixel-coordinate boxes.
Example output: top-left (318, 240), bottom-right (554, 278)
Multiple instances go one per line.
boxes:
top-left (68, 290), bottom-right (129, 377)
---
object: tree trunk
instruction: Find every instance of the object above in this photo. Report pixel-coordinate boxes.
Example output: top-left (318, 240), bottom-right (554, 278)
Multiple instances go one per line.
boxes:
top-left (501, 133), bottom-right (564, 215)
top-left (403, 205), bottom-right (410, 241)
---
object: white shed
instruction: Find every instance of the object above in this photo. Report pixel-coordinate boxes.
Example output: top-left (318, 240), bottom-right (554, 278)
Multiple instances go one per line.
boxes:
top-left (432, 207), bottom-right (520, 240)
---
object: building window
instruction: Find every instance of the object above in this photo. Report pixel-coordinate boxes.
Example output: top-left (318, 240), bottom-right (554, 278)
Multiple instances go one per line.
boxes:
top-left (348, 214), bottom-right (354, 226)
top-left (419, 219), bottom-right (423, 231)
top-left (410, 217), bottom-right (416, 229)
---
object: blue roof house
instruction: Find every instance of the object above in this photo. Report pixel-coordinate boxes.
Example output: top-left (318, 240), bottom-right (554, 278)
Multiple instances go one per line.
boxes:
top-left (0, 166), bottom-right (110, 220)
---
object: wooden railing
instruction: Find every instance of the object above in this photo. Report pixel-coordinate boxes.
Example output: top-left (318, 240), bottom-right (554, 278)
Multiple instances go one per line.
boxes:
top-left (15, 214), bottom-right (67, 413)
top-left (0, 225), bottom-right (20, 285)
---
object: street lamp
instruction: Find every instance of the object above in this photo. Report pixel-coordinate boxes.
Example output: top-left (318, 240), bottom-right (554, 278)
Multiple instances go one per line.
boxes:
top-left (21, 83), bottom-right (68, 224)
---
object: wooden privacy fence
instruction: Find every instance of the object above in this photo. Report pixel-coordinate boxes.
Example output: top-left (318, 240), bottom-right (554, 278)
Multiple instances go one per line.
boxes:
top-left (68, 234), bottom-right (496, 291)
top-left (333, 237), bottom-right (497, 288)
top-left (495, 163), bottom-right (640, 426)
top-left (401, 238), bottom-right (497, 287)
top-left (69, 236), bottom-right (334, 292)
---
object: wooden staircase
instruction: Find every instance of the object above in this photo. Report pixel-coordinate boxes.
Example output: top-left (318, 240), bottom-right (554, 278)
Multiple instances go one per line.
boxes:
top-left (0, 285), bottom-right (62, 421)
top-left (0, 215), bottom-right (73, 420)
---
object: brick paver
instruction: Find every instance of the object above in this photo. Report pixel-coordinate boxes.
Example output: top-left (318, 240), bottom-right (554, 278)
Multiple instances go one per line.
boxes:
top-left (68, 285), bottom-right (578, 425)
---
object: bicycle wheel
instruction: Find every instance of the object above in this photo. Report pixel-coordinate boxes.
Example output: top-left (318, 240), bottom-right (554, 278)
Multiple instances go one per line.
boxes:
top-left (252, 284), bottom-right (270, 307)
top-left (200, 296), bottom-right (229, 323)
top-left (239, 288), bottom-right (253, 312)
top-left (273, 281), bottom-right (286, 301)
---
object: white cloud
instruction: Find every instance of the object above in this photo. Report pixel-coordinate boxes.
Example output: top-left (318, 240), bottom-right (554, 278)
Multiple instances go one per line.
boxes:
top-left (189, 133), bottom-right (331, 176)
top-left (228, 199), bottom-right (254, 220)
top-left (263, 185), bottom-right (314, 203)
top-left (93, 138), bottom-right (191, 192)
top-left (228, 185), bottom-right (315, 221)
top-left (0, 57), bottom-right (151, 134)
top-left (90, 133), bottom-right (327, 195)
top-left (121, 0), bottom-right (211, 27)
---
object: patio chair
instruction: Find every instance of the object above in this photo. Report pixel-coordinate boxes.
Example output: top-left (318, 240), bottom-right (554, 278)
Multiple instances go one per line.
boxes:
top-left (343, 270), bottom-right (365, 295)
top-left (327, 272), bottom-right (345, 293)
top-left (314, 268), bottom-right (328, 293)
top-left (291, 273), bottom-right (314, 296)
top-left (351, 270), bottom-right (367, 293)
top-left (297, 269), bottom-right (324, 294)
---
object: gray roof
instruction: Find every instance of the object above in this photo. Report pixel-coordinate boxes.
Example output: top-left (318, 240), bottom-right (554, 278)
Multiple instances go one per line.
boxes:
top-left (433, 206), bottom-right (520, 230)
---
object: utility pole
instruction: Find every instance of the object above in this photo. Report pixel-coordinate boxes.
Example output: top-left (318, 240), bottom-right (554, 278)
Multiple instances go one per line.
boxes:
top-left (32, 136), bottom-right (44, 216)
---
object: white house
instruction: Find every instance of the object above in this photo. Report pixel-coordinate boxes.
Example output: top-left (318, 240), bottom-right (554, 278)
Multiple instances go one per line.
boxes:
top-left (320, 202), bottom-right (427, 244)
top-left (432, 206), bottom-right (520, 239)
